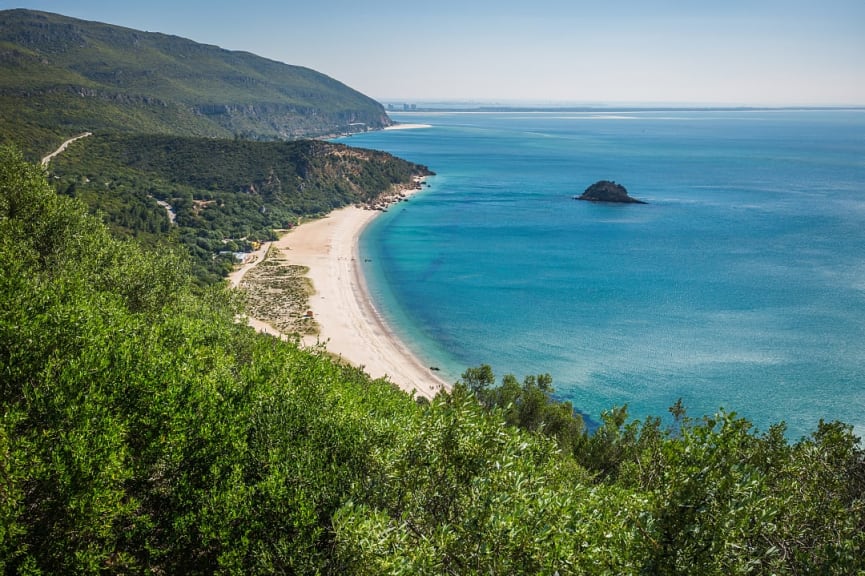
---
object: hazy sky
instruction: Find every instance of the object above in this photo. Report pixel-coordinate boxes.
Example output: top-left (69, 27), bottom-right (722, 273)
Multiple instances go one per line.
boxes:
top-left (4, 0), bottom-right (864, 105)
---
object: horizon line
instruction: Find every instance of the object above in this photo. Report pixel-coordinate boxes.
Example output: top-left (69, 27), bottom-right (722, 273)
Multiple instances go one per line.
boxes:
top-left (377, 101), bottom-right (865, 112)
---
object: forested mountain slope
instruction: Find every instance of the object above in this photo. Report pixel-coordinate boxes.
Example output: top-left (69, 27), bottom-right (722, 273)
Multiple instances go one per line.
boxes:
top-left (49, 134), bottom-right (432, 283)
top-left (0, 9), bottom-right (392, 158)
top-left (0, 10), bottom-right (418, 282)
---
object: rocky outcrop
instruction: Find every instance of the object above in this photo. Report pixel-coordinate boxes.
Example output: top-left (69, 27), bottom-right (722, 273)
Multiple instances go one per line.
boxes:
top-left (575, 180), bottom-right (646, 204)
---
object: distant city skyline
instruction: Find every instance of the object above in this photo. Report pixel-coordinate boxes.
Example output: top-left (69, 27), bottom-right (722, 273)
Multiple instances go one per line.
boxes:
top-left (4, 0), bottom-right (864, 106)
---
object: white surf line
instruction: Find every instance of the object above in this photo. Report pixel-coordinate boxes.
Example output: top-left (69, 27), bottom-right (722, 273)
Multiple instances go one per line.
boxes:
top-left (384, 123), bottom-right (432, 130)
top-left (41, 132), bottom-right (93, 167)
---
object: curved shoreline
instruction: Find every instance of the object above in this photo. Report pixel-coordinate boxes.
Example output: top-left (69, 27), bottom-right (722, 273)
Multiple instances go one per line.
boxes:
top-left (345, 209), bottom-right (449, 398)
top-left (233, 192), bottom-right (448, 399)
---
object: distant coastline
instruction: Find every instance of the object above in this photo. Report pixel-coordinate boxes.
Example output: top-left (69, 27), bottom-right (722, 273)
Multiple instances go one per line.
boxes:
top-left (383, 104), bottom-right (865, 114)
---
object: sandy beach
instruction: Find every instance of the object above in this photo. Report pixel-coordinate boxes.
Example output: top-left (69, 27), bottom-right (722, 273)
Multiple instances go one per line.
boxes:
top-left (231, 186), bottom-right (448, 399)
top-left (384, 123), bottom-right (432, 130)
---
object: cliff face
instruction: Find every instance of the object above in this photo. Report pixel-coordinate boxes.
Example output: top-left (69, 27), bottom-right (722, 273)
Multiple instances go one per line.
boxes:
top-left (0, 9), bottom-right (392, 153)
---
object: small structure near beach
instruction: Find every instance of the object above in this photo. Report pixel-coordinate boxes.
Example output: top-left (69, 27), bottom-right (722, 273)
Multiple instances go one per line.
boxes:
top-left (575, 180), bottom-right (647, 204)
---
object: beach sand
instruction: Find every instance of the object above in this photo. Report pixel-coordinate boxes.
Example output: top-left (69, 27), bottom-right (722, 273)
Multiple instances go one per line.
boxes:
top-left (384, 123), bottom-right (432, 130)
top-left (231, 189), bottom-right (448, 399)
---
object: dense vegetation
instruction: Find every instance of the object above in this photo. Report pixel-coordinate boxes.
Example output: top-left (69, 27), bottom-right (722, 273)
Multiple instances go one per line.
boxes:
top-left (2, 148), bottom-right (864, 573)
top-left (0, 9), bottom-right (392, 159)
top-left (0, 9), bottom-right (427, 284)
top-left (48, 134), bottom-right (432, 284)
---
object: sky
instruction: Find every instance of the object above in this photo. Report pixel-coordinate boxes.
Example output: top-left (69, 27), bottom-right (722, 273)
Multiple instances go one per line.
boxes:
top-left (3, 0), bottom-right (865, 106)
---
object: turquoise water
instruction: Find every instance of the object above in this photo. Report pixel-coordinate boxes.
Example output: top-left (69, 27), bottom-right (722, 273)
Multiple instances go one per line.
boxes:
top-left (343, 110), bottom-right (865, 438)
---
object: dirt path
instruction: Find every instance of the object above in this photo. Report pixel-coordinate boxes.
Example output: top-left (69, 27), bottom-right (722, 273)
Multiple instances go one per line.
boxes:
top-left (227, 242), bottom-right (273, 288)
top-left (41, 132), bottom-right (92, 167)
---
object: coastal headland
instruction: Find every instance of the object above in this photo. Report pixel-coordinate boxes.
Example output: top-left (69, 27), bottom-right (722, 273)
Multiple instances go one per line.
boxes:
top-left (231, 178), bottom-right (448, 399)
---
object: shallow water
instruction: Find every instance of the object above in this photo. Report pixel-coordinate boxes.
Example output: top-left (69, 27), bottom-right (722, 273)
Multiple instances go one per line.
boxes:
top-left (345, 109), bottom-right (865, 438)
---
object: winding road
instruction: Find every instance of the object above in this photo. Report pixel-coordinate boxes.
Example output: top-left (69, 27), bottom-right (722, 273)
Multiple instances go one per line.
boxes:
top-left (40, 132), bottom-right (92, 167)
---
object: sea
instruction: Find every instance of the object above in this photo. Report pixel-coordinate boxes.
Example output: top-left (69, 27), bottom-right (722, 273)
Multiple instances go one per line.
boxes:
top-left (339, 109), bottom-right (865, 439)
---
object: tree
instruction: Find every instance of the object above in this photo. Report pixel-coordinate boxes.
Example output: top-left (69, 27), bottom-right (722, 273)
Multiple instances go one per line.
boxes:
top-left (459, 364), bottom-right (495, 397)
top-left (334, 390), bottom-right (645, 574)
top-left (457, 365), bottom-right (586, 454)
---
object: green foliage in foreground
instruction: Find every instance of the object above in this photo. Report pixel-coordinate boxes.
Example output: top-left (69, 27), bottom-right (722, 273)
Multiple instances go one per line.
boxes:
top-left (2, 146), bottom-right (864, 574)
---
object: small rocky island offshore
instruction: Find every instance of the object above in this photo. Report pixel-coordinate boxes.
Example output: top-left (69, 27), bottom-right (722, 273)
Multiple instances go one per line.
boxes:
top-left (575, 180), bottom-right (647, 204)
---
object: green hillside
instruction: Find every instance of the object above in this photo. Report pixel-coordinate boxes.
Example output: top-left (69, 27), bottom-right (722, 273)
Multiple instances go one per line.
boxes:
top-left (0, 9), bottom-right (417, 284)
top-left (0, 9), bottom-right (392, 159)
top-left (3, 146), bottom-right (864, 575)
top-left (1, 10), bottom-right (862, 573)
top-left (49, 133), bottom-right (432, 284)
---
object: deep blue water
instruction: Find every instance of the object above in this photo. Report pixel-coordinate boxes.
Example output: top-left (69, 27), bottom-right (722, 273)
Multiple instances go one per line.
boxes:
top-left (341, 110), bottom-right (865, 438)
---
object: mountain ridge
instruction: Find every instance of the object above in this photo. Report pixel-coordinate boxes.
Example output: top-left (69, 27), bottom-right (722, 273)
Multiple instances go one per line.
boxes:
top-left (0, 9), bottom-right (392, 157)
